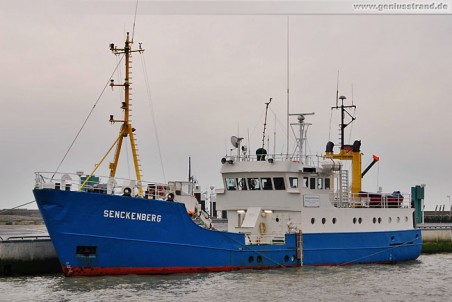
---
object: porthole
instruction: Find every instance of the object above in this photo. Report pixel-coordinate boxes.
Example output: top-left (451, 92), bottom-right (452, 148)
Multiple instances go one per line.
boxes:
top-left (248, 256), bottom-right (254, 263)
top-left (311, 218), bottom-right (315, 224)
top-left (291, 255), bottom-right (296, 262)
top-left (358, 217), bottom-right (362, 224)
top-left (257, 255), bottom-right (262, 263)
top-left (378, 217), bottom-right (382, 224)
top-left (405, 216), bottom-right (409, 222)
top-left (322, 218), bottom-right (326, 224)
top-left (388, 217), bottom-right (392, 223)
top-left (332, 218), bottom-right (337, 224)
top-left (276, 217), bottom-right (280, 222)
top-left (284, 255), bottom-right (289, 262)
top-left (397, 217), bottom-right (400, 223)
top-left (391, 236), bottom-right (395, 241)
top-left (372, 217), bottom-right (376, 224)
top-left (353, 217), bottom-right (357, 224)
top-left (415, 234), bottom-right (419, 239)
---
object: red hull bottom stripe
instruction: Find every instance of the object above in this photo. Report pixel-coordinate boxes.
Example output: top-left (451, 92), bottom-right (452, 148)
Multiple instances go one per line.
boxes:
top-left (62, 264), bottom-right (300, 277)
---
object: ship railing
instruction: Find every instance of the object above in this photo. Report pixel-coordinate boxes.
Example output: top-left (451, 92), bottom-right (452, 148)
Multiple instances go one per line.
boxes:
top-left (331, 192), bottom-right (411, 209)
top-left (224, 153), bottom-right (322, 166)
top-left (244, 234), bottom-right (286, 246)
top-left (34, 172), bottom-right (170, 200)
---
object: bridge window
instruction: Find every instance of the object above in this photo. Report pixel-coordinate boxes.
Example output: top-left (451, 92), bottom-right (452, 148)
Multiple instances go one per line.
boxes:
top-left (317, 178), bottom-right (323, 190)
top-left (225, 178), bottom-right (237, 190)
top-left (325, 178), bottom-right (331, 190)
top-left (274, 177), bottom-right (285, 190)
top-left (309, 178), bottom-right (316, 190)
top-left (289, 177), bottom-right (298, 188)
top-left (236, 178), bottom-right (247, 190)
top-left (261, 178), bottom-right (273, 190)
top-left (247, 178), bottom-right (261, 190)
top-left (303, 177), bottom-right (308, 188)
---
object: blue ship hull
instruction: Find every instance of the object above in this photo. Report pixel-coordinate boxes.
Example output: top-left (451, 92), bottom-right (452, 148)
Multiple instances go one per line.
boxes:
top-left (33, 189), bottom-right (300, 276)
top-left (303, 230), bottom-right (421, 265)
top-left (33, 189), bottom-right (421, 276)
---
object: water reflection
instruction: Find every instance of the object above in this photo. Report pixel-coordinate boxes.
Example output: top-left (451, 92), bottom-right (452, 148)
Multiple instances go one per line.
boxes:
top-left (0, 254), bottom-right (451, 302)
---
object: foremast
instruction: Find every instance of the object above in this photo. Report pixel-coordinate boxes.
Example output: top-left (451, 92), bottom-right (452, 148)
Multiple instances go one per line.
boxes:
top-left (109, 32), bottom-right (144, 196)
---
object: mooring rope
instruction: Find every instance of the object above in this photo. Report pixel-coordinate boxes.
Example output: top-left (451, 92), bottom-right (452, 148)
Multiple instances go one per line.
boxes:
top-left (0, 200), bottom-right (37, 214)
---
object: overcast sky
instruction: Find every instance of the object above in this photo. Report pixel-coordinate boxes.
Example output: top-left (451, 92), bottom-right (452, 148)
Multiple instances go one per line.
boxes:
top-left (1, 1), bottom-right (451, 210)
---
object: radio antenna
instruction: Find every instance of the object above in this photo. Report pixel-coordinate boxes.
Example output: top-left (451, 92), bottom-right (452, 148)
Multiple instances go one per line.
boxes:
top-left (262, 98), bottom-right (272, 150)
top-left (336, 70), bottom-right (340, 107)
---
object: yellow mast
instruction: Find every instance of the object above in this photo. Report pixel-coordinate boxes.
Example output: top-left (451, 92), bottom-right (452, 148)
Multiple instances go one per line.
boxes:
top-left (324, 95), bottom-right (362, 195)
top-left (109, 32), bottom-right (144, 196)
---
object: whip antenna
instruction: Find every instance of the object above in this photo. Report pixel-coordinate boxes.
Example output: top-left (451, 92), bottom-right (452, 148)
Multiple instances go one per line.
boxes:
top-left (336, 70), bottom-right (339, 107)
top-left (131, 0), bottom-right (139, 42)
top-left (262, 98), bottom-right (272, 149)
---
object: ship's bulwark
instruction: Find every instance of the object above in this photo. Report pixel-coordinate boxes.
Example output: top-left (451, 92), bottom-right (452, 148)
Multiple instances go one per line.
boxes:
top-left (33, 189), bottom-right (300, 276)
top-left (34, 189), bottom-right (421, 276)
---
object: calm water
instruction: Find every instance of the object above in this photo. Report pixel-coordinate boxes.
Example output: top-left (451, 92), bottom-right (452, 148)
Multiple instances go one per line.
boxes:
top-left (0, 253), bottom-right (451, 301)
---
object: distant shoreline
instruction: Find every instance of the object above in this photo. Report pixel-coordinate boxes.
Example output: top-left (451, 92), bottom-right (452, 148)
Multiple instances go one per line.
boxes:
top-left (0, 209), bottom-right (43, 225)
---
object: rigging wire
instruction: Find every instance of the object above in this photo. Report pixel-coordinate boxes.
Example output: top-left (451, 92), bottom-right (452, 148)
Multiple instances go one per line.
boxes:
top-left (131, 0), bottom-right (139, 42)
top-left (268, 107), bottom-right (297, 150)
top-left (140, 54), bottom-right (167, 183)
top-left (115, 55), bottom-right (123, 102)
top-left (51, 55), bottom-right (125, 180)
top-left (249, 108), bottom-right (266, 139)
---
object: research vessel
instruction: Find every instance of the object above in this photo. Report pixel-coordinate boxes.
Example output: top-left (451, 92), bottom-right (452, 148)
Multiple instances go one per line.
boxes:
top-left (33, 33), bottom-right (421, 276)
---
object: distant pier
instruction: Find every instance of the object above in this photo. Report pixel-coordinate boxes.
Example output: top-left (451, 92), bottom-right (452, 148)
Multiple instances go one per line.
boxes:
top-left (419, 223), bottom-right (452, 253)
top-left (0, 235), bottom-right (60, 276)
top-left (423, 210), bottom-right (452, 224)
top-left (0, 211), bottom-right (61, 276)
